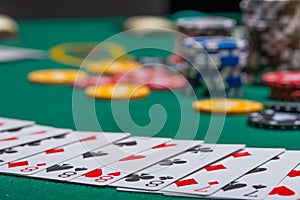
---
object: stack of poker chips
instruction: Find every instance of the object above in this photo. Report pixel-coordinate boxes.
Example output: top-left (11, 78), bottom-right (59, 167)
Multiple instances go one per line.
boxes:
top-left (262, 71), bottom-right (300, 101)
top-left (181, 36), bottom-right (248, 98)
top-left (174, 16), bottom-right (236, 56)
top-left (240, 0), bottom-right (300, 84)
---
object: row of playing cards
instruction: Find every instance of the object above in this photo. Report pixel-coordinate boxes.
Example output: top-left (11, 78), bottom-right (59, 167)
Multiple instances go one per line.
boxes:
top-left (0, 117), bottom-right (299, 199)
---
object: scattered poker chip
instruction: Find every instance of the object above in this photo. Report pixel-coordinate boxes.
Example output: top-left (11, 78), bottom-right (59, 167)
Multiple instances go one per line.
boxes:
top-left (262, 71), bottom-right (300, 88)
top-left (248, 109), bottom-right (300, 130)
top-left (192, 99), bottom-right (263, 114)
top-left (264, 102), bottom-right (300, 113)
top-left (0, 14), bottom-right (19, 37)
top-left (73, 75), bottom-right (114, 88)
top-left (183, 36), bottom-right (247, 51)
top-left (85, 84), bottom-right (150, 100)
top-left (85, 60), bottom-right (141, 75)
top-left (28, 69), bottom-right (88, 84)
top-left (124, 16), bottom-right (174, 34)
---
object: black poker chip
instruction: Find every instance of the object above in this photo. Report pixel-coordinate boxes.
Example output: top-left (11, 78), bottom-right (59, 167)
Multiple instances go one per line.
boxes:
top-left (248, 109), bottom-right (300, 130)
top-left (264, 102), bottom-right (300, 113)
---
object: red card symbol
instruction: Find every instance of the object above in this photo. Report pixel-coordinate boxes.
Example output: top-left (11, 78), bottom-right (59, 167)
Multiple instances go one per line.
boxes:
top-left (232, 152), bottom-right (251, 158)
top-left (269, 186), bottom-right (295, 196)
top-left (80, 136), bottom-right (97, 142)
top-left (209, 181), bottom-right (219, 185)
top-left (36, 163), bottom-right (46, 167)
top-left (30, 131), bottom-right (47, 135)
top-left (83, 169), bottom-right (103, 178)
top-left (288, 170), bottom-right (300, 178)
top-left (205, 164), bottom-right (226, 172)
top-left (119, 155), bottom-right (146, 162)
top-left (0, 137), bottom-right (18, 142)
top-left (152, 143), bottom-right (176, 149)
top-left (45, 148), bottom-right (64, 154)
top-left (108, 172), bottom-right (121, 176)
top-left (175, 178), bottom-right (198, 187)
top-left (8, 161), bottom-right (29, 168)
top-left (0, 122), bottom-right (4, 126)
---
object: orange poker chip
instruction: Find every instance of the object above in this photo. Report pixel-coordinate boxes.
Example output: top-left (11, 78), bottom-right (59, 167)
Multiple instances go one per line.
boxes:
top-left (85, 60), bottom-right (141, 75)
top-left (27, 69), bottom-right (88, 84)
top-left (192, 98), bottom-right (263, 114)
top-left (85, 84), bottom-right (150, 100)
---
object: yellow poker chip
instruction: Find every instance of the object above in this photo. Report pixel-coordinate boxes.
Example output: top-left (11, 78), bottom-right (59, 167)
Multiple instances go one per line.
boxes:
top-left (28, 69), bottom-right (88, 84)
top-left (85, 60), bottom-right (141, 75)
top-left (192, 99), bottom-right (264, 114)
top-left (85, 84), bottom-right (150, 100)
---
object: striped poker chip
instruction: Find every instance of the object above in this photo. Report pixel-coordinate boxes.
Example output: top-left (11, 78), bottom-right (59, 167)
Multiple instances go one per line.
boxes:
top-left (183, 36), bottom-right (247, 51)
top-left (248, 109), bottom-right (300, 130)
top-left (262, 71), bottom-right (300, 88)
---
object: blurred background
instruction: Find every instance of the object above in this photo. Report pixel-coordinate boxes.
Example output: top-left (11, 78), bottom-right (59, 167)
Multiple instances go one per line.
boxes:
top-left (0, 0), bottom-right (242, 18)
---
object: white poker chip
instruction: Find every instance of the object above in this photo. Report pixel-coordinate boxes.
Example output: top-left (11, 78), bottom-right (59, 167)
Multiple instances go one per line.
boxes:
top-left (124, 15), bottom-right (174, 34)
top-left (0, 14), bottom-right (19, 35)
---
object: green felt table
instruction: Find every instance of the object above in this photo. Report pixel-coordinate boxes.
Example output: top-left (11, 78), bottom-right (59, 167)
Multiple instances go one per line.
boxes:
top-left (0, 14), bottom-right (299, 200)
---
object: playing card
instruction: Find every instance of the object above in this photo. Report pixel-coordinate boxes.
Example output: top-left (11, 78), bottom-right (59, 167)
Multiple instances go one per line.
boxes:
top-left (0, 125), bottom-right (53, 140)
top-left (31, 137), bottom-right (171, 181)
top-left (0, 132), bottom-right (129, 175)
top-left (264, 163), bottom-right (300, 199)
top-left (70, 139), bottom-right (202, 186)
top-left (211, 151), bottom-right (300, 200)
top-left (0, 129), bottom-right (98, 166)
top-left (112, 144), bottom-right (245, 192)
top-left (0, 127), bottom-right (72, 150)
top-left (161, 148), bottom-right (285, 196)
top-left (0, 117), bottom-right (34, 132)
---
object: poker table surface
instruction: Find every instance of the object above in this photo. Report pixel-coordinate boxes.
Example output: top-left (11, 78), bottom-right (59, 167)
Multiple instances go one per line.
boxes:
top-left (0, 14), bottom-right (299, 200)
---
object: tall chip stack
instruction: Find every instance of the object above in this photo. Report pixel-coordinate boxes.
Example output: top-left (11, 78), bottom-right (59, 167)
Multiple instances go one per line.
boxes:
top-left (240, 0), bottom-right (300, 84)
top-left (181, 36), bottom-right (248, 98)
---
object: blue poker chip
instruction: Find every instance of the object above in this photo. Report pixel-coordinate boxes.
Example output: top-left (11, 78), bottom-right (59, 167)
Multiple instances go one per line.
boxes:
top-left (183, 36), bottom-right (247, 51)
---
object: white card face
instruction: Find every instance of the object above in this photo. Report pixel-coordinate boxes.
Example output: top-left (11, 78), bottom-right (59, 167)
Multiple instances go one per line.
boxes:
top-left (0, 118), bottom-right (34, 132)
top-left (212, 151), bottom-right (300, 200)
top-left (264, 163), bottom-right (300, 200)
top-left (0, 132), bottom-right (129, 175)
top-left (0, 127), bottom-right (72, 150)
top-left (0, 130), bottom-right (97, 166)
top-left (112, 144), bottom-right (245, 191)
top-left (0, 125), bottom-right (53, 140)
top-left (70, 139), bottom-right (203, 186)
top-left (31, 137), bottom-right (171, 181)
top-left (161, 148), bottom-right (285, 196)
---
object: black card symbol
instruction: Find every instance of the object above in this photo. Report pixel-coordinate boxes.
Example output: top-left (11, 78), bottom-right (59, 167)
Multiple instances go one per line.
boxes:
top-left (223, 181), bottom-right (247, 191)
top-left (46, 164), bottom-right (73, 172)
top-left (159, 159), bottom-right (187, 166)
top-left (82, 151), bottom-right (108, 159)
top-left (253, 184), bottom-right (267, 190)
top-left (27, 141), bottom-right (41, 146)
top-left (114, 141), bottom-right (137, 147)
top-left (53, 134), bottom-right (67, 139)
top-left (125, 173), bottom-right (155, 182)
top-left (186, 145), bottom-right (213, 153)
top-left (159, 176), bottom-right (173, 180)
top-left (0, 148), bottom-right (18, 155)
top-left (246, 167), bottom-right (267, 175)
top-left (0, 160), bottom-right (3, 162)
top-left (6, 127), bottom-right (23, 132)
top-left (75, 167), bottom-right (88, 171)
top-left (271, 156), bottom-right (280, 160)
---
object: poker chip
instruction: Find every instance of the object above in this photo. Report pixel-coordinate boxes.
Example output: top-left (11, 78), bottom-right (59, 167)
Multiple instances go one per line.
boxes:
top-left (0, 14), bottom-right (19, 37)
top-left (262, 71), bottom-right (300, 88)
top-left (264, 102), bottom-right (300, 113)
top-left (85, 60), bottom-right (141, 75)
top-left (248, 109), bottom-right (300, 130)
top-left (124, 16), bottom-right (174, 34)
top-left (85, 84), bottom-right (150, 100)
top-left (73, 75), bottom-right (114, 88)
top-left (192, 99), bottom-right (263, 114)
top-left (28, 69), bottom-right (88, 84)
top-left (183, 36), bottom-right (247, 51)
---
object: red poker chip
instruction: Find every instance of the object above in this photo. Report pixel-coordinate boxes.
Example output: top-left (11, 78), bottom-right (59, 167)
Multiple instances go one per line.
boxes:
top-left (291, 90), bottom-right (300, 101)
top-left (262, 71), bottom-right (300, 88)
top-left (126, 67), bottom-right (169, 80)
top-left (73, 75), bottom-right (114, 88)
top-left (130, 74), bottom-right (186, 90)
